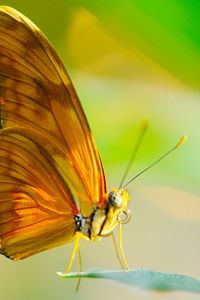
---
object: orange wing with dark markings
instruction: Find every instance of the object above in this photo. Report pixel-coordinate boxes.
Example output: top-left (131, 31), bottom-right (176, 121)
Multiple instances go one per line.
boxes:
top-left (0, 6), bottom-right (106, 260)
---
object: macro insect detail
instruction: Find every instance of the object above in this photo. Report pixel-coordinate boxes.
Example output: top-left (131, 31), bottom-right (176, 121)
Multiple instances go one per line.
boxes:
top-left (0, 6), bottom-right (187, 274)
top-left (0, 6), bottom-right (130, 270)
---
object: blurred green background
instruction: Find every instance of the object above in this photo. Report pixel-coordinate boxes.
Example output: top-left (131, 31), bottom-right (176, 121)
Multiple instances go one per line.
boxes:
top-left (0, 0), bottom-right (200, 299)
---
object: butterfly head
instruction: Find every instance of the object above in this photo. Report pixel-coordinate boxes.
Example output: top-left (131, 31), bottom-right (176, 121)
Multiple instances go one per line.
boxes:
top-left (98, 188), bottom-right (130, 236)
top-left (108, 188), bottom-right (129, 211)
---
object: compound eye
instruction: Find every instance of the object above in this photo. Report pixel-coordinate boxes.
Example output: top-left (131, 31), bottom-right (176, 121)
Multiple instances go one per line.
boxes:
top-left (108, 191), bottom-right (122, 208)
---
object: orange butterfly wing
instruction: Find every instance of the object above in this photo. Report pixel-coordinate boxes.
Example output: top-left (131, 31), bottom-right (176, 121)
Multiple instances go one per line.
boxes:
top-left (0, 6), bottom-right (106, 259)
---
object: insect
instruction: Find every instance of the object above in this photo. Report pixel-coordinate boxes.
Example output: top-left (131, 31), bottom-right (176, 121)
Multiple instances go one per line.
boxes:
top-left (0, 6), bottom-right (187, 273)
top-left (0, 6), bottom-right (131, 271)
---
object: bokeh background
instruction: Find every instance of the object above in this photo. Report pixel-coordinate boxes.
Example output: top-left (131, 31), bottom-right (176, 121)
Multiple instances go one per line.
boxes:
top-left (0, 0), bottom-right (200, 299)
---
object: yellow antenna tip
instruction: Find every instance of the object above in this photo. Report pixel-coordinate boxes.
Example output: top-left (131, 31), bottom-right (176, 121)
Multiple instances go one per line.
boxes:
top-left (176, 135), bottom-right (188, 147)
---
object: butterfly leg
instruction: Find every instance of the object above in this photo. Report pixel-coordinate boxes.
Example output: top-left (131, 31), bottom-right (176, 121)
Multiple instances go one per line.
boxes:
top-left (110, 223), bottom-right (129, 270)
top-left (65, 232), bottom-right (80, 273)
top-left (75, 246), bottom-right (82, 291)
top-left (118, 222), bottom-right (129, 270)
top-left (111, 232), bottom-right (124, 269)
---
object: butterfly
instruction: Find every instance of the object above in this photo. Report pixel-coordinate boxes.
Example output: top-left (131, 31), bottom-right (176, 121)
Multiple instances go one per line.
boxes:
top-left (0, 6), bottom-right (131, 271)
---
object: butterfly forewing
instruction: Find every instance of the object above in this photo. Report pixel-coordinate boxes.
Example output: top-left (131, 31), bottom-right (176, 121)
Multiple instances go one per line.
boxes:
top-left (0, 6), bottom-right (106, 259)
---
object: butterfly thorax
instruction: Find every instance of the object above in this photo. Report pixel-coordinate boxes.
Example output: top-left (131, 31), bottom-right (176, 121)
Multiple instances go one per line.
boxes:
top-left (74, 189), bottom-right (130, 241)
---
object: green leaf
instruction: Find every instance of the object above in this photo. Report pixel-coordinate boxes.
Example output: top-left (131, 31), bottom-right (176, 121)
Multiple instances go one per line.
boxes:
top-left (57, 269), bottom-right (200, 293)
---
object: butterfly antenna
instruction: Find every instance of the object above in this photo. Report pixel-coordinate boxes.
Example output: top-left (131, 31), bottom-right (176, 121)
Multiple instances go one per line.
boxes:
top-left (122, 135), bottom-right (188, 189)
top-left (119, 120), bottom-right (149, 189)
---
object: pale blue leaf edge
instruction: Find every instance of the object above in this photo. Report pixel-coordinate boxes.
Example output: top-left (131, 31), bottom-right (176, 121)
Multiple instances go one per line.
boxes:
top-left (57, 269), bottom-right (200, 293)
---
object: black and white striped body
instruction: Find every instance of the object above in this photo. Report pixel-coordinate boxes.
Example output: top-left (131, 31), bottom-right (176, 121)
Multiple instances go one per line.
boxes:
top-left (74, 189), bottom-right (130, 240)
